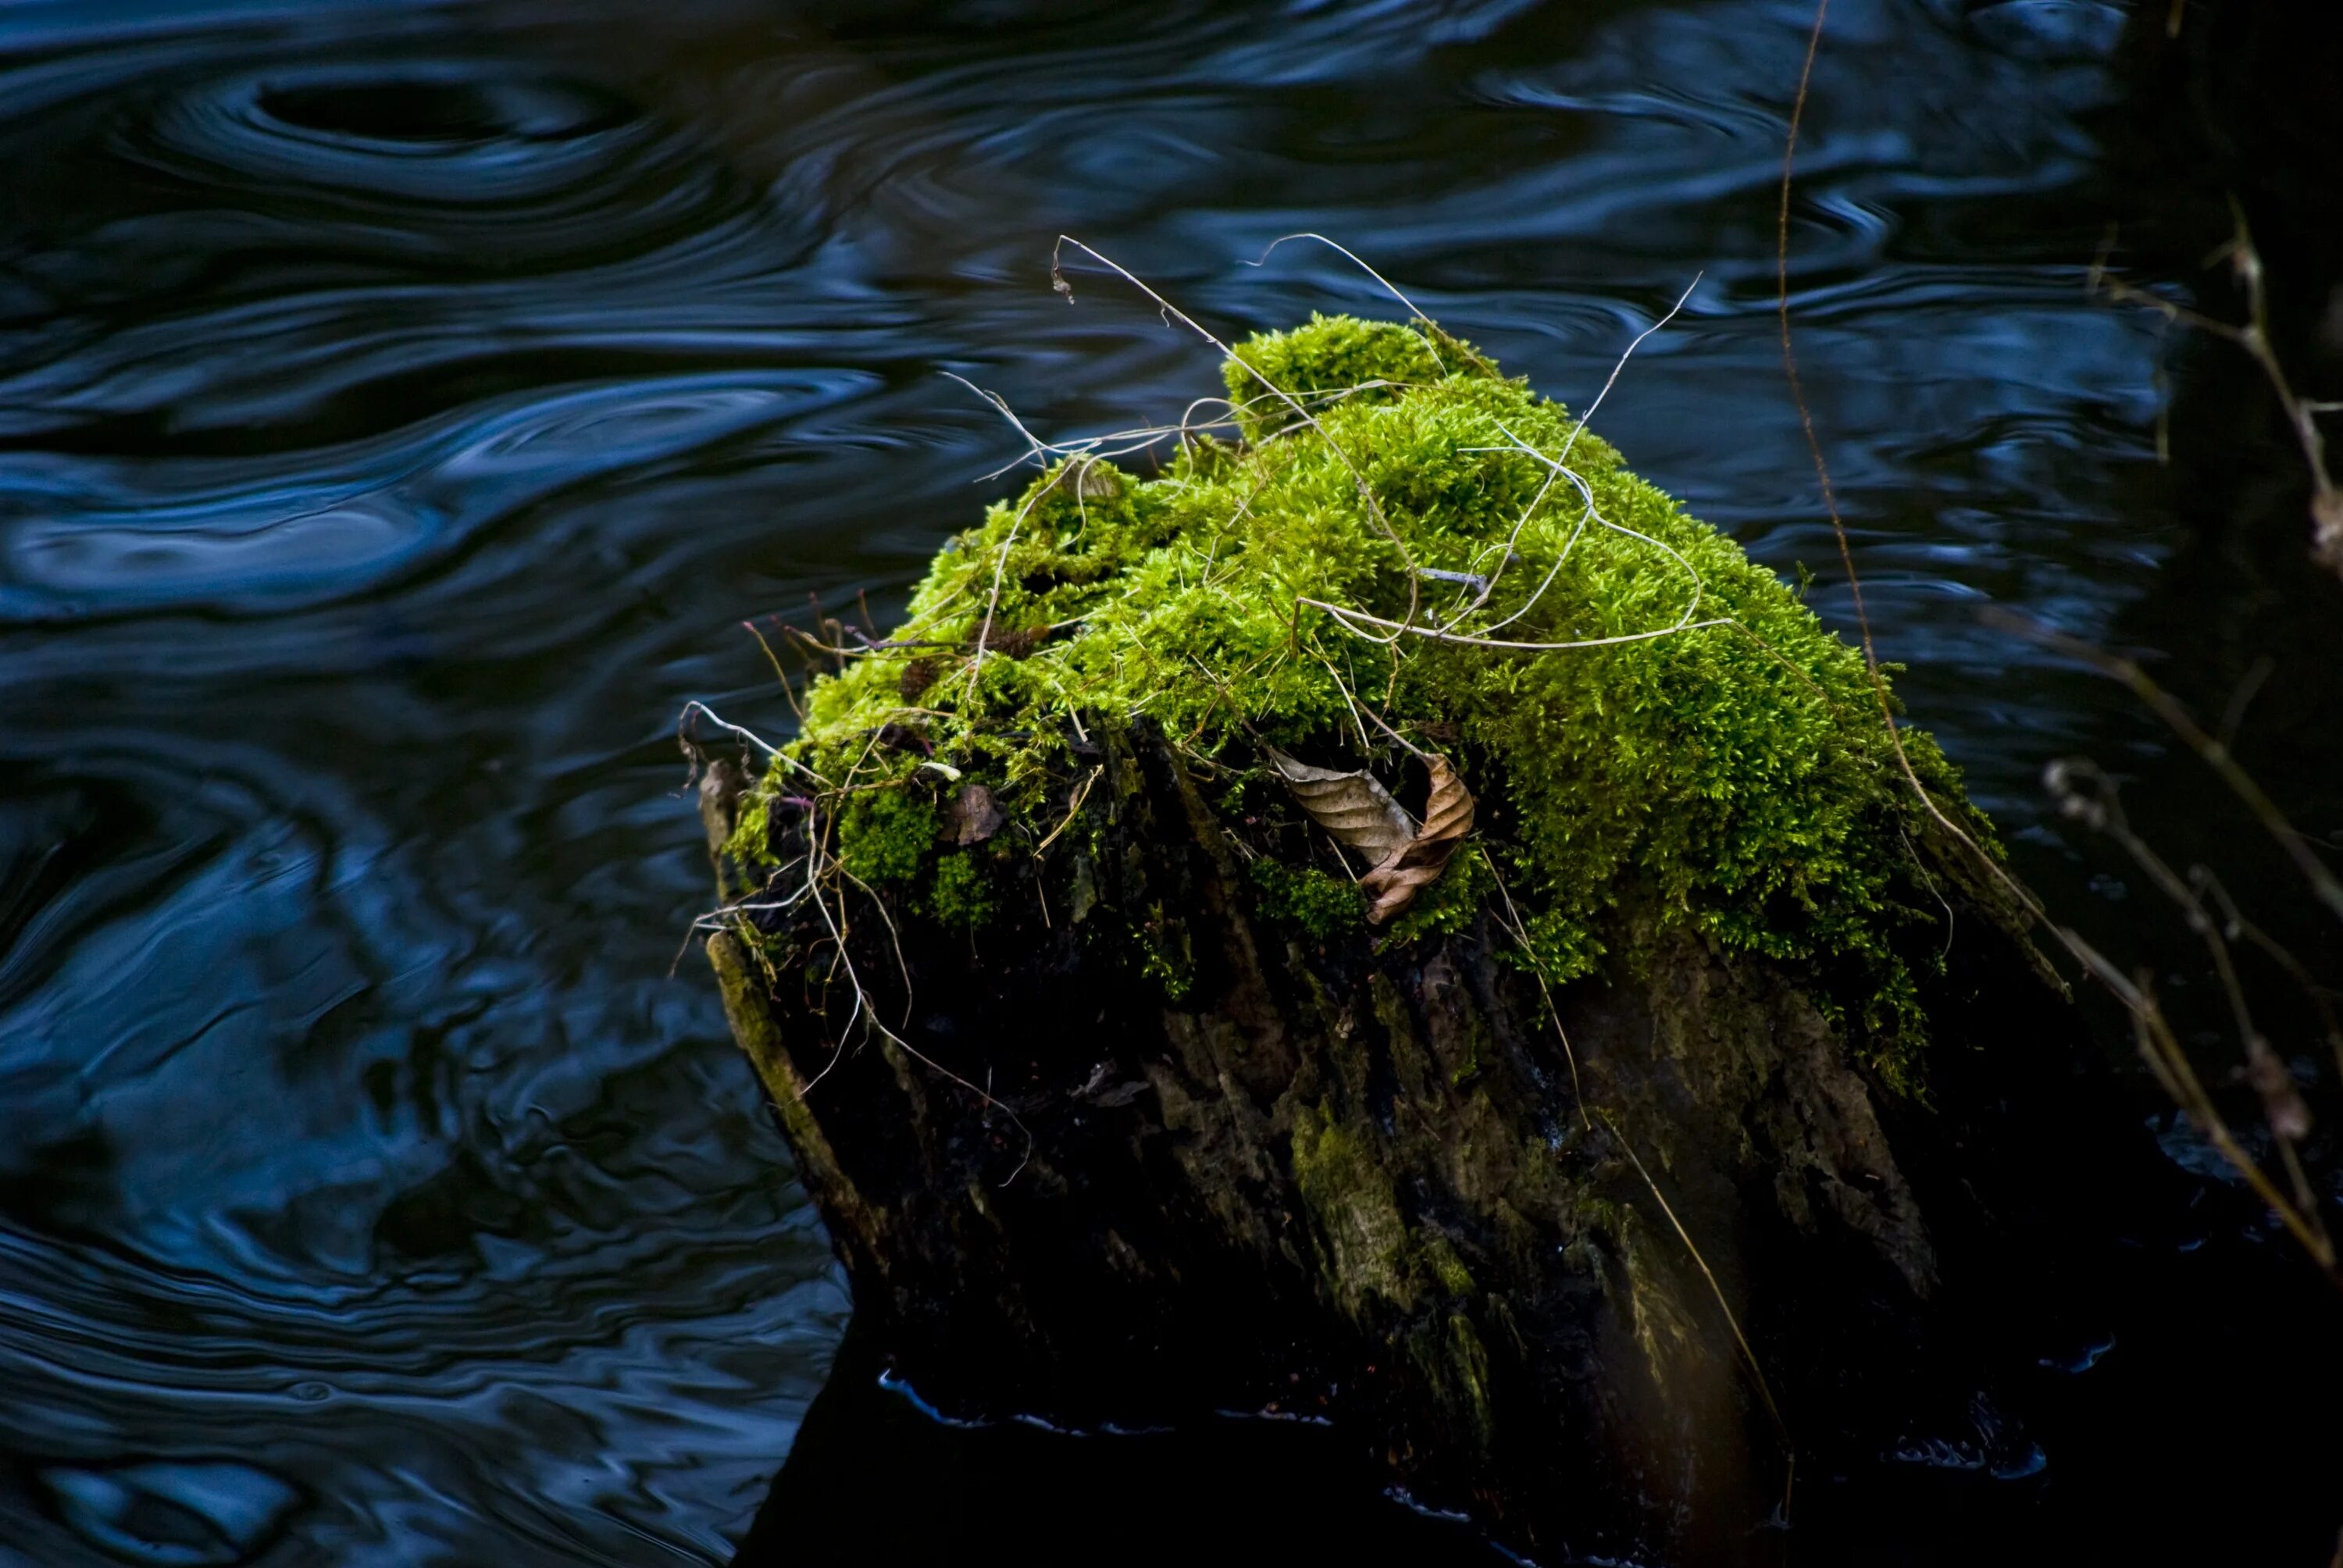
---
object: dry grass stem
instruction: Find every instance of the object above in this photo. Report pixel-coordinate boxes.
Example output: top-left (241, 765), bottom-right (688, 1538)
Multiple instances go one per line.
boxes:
top-left (2093, 205), bottom-right (2343, 577)
top-left (1050, 233), bottom-right (1429, 640)
top-left (1778, 0), bottom-right (2343, 1288)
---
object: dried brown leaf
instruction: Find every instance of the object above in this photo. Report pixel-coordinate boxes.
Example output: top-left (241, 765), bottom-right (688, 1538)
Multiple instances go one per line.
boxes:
top-left (1264, 746), bottom-right (1414, 863)
top-left (1361, 756), bottom-right (1475, 925)
top-left (950, 782), bottom-right (1007, 846)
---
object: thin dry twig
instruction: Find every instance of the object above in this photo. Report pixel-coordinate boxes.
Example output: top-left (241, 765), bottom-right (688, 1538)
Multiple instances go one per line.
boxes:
top-left (1299, 595), bottom-right (1731, 652)
top-left (967, 457), bottom-right (1088, 700)
top-left (1983, 608), bottom-right (2343, 928)
top-left (1033, 764), bottom-right (1104, 857)
top-left (797, 800), bottom-right (1039, 1181)
top-left (1777, 0), bottom-right (2341, 1288)
top-left (1442, 276), bottom-right (1699, 627)
top-left (679, 700), bottom-right (827, 786)
top-left (2095, 204), bottom-right (2343, 576)
top-left (2045, 760), bottom-right (2334, 1262)
top-left (2193, 866), bottom-right (2343, 1087)
top-left (683, 690), bottom-right (1039, 1181)
top-left (1050, 234), bottom-right (1429, 643)
top-left (1598, 1111), bottom-right (1793, 1452)
top-left (1774, 0), bottom-right (2065, 943)
top-left (1243, 231), bottom-right (1447, 372)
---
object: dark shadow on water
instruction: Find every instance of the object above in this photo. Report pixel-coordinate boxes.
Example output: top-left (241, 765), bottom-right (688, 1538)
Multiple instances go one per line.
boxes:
top-left (737, 1326), bottom-right (1504, 1566)
top-left (741, 1074), bottom-right (2343, 1567)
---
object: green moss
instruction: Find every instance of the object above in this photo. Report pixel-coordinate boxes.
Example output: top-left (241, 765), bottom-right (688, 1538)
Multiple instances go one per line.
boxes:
top-left (1293, 1099), bottom-right (1498, 1328)
top-left (1382, 841), bottom-right (1489, 947)
top-left (1444, 1312), bottom-right (1496, 1449)
top-left (925, 851), bottom-right (994, 931)
top-left (1134, 902), bottom-right (1196, 1001)
top-left (1225, 313), bottom-right (1445, 441)
top-left (1419, 1231), bottom-right (1478, 1298)
top-left (726, 791), bottom-right (776, 871)
top-left (1443, 1008), bottom-right (1485, 1089)
top-left (1291, 1100), bottom-right (1418, 1314)
top-left (836, 786), bottom-right (936, 885)
top-left (735, 312), bottom-right (1993, 1086)
top-left (1250, 858), bottom-right (1367, 939)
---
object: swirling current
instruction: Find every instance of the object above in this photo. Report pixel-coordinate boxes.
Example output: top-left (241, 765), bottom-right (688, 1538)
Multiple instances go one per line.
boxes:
top-left (4, 1), bottom-right (2338, 1563)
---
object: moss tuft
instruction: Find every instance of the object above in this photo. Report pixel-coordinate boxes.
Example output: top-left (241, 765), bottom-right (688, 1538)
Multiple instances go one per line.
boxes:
top-left (733, 314), bottom-right (1995, 1087)
top-left (1224, 312), bottom-right (1449, 441)
top-left (836, 786), bottom-right (936, 885)
top-left (1382, 841), bottom-right (1489, 947)
top-left (926, 851), bottom-right (995, 932)
top-left (1250, 858), bottom-right (1367, 939)
top-left (1419, 1231), bottom-right (1478, 1298)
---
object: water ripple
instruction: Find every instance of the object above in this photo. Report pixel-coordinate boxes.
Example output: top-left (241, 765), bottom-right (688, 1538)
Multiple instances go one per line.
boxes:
top-left (0, 0), bottom-right (2186, 1560)
top-left (2, 370), bottom-right (874, 613)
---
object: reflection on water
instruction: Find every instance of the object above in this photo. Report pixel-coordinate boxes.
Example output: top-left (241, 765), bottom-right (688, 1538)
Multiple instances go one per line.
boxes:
top-left (0, 0), bottom-right (2281, 1561)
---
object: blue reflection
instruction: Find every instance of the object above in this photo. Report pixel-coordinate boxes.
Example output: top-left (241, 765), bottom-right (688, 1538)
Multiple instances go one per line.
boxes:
top-left (0, 0), bottom-right (2177, 1560)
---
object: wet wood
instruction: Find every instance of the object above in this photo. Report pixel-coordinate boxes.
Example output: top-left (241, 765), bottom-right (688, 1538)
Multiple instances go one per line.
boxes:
top-left (704, 723), bottom-right (2115, 1563)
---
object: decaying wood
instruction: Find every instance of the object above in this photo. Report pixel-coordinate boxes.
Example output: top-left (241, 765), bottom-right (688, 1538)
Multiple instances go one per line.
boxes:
top-left (704, 723), bottom-right (2121, 1563)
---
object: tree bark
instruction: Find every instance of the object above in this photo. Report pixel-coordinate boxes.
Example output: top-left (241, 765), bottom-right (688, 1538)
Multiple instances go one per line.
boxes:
top-left (704, 722), bottom-right (2085, 1563)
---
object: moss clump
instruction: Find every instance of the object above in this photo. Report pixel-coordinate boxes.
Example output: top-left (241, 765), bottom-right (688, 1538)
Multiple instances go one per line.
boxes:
top-left (730, 312), bottom-right (1992, 1086)
top-left (1382, 841), bottom-right (1489, 947)
top-left (1250, 859), bottom-right (1366, 939)
top-left (926, 851), bottom-right (995, 932)
top-left (834, 786), bottom-right (936, 886)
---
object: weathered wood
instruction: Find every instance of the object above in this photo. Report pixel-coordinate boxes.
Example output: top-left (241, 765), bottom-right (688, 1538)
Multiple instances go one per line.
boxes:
top-left (687, 311), bottom-right (2167, 1561)
top-left (704, 720), bottom-right (2082, 1563)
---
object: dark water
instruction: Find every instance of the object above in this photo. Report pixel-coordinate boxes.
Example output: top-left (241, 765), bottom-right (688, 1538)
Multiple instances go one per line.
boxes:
top-left (4, 0), bottom-right (2338, 1563)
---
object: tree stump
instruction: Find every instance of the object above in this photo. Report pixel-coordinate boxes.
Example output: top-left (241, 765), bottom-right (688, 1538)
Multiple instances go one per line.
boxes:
top-left (695, 315), bottom-right (2081, 1562)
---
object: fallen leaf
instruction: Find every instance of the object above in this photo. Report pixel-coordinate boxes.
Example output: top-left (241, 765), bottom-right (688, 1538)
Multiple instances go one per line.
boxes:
top-left (1265, 746), bottom-right (1415, 864)
top-left (1361, 755), bottom-right (1475, 925)
top-left (950, 782), bottom-right (1007, 845)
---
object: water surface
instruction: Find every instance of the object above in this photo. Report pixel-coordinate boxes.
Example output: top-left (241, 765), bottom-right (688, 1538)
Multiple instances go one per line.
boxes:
top-left (4, 1), bottom-right (2334, 1563)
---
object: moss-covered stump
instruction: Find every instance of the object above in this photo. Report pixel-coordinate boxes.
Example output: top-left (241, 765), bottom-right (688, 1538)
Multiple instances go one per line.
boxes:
top-left (700, 316), bottom-right (2063, 1561)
